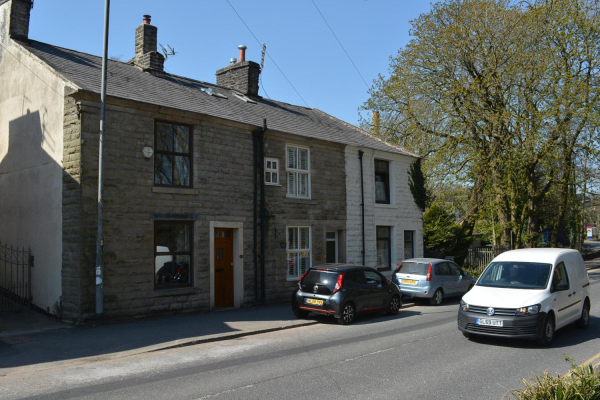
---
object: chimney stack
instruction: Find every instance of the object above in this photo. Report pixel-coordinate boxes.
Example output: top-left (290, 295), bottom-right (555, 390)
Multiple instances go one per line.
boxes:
top-left (372, 110), bottom-right (380, 134)
top-left (7, 0), bottom-right (33, 40)
top-left (134, 15), bottom-right (164, 72)
top-left (216, 45), bottom-right (261, 97)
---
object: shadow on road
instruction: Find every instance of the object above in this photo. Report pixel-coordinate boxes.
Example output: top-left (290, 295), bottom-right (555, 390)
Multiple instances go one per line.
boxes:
top-left (464, 316), bottom-right (600, 349)
top-left (0, 304), bottom-right (314, 370)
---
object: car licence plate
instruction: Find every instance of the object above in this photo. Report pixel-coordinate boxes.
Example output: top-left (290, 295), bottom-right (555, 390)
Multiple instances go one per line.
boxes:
top-left (476, 318), bottom-right (503, 327)
top-left (305, 298), bottom-right (324, 306)
top-left (402, 279), bottom-right (418, 285)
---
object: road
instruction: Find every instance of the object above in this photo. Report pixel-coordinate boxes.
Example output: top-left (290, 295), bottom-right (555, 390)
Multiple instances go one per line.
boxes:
top-left (584, 240), bottom-right (600, 253)
top-left (1, 269), bottom-right (600, 400)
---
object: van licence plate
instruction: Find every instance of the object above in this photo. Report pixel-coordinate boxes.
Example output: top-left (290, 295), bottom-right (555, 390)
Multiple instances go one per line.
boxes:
top-left (305, 298), bottom-right (324, 306)
top-left (476, 318), bottom-right (503, 327)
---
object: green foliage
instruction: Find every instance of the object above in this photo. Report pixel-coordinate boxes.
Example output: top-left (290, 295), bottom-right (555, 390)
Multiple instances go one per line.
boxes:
top-left (510, 356), bottom-right (600, 399)
top-left (423, 204), bottom-right (472, 263)
top-left (462, 266), bottom-right (482, 279)
top-left (408, 159), bottom-right (430, 212)
top-left (363, 0), bottom-right (600, 250)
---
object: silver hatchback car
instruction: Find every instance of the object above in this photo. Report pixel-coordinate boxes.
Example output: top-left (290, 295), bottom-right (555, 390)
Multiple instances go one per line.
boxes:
top-left (392, 258), bottom-right (476, 305)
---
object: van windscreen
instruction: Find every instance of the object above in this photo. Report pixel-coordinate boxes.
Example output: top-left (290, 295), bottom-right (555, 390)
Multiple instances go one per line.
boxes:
top-left (477, 262), bottom-right (551, 289)
top-left (397, 262), bottom-right (428, 276)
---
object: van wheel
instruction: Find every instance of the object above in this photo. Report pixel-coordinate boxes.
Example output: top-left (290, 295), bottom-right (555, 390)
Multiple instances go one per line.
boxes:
top-left (338, 302), bottom-right (355, 325)
top-left (537, 314), bottom-right (555, 346)
top-left (576, 301), bottom-right (590, 329)
top-left (429, 289), bottom-right (443, 306)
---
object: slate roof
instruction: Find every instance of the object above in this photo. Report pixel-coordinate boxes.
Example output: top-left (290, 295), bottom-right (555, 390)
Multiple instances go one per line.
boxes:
top-left (18, 39), bottom-right (417, 158)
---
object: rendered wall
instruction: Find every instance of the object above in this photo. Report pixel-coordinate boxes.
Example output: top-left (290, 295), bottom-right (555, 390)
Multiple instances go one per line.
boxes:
top-left (0, 2), bottom-right (65, 313)
top-left (345, 146), bottom-right (423, 274)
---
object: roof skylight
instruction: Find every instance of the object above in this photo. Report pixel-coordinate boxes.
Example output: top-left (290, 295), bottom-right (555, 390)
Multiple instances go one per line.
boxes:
top-left (233, 92), bottom-right (257, 104)
top-left (195, 85), bottom-right (227, 99)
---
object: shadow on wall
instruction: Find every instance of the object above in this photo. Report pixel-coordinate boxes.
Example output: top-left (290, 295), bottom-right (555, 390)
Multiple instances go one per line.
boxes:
top-left (0, 109), bottom-right (76, 315)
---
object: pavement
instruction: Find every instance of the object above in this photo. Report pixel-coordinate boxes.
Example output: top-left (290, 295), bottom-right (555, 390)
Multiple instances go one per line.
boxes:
top-left (0, 256), bottom-right (599, 374)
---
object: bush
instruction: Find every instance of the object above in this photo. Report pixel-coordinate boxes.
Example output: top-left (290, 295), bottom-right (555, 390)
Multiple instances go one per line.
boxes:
top-left (462, 266), bottom-right (482, 279)
top-left (509, 356), bottom-right (600, 400)
top-left (423, 204), bottom-right (472, 264)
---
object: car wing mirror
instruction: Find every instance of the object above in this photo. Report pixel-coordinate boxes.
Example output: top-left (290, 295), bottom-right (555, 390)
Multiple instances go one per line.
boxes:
top-left (555, 282), bottom-right (569, 291)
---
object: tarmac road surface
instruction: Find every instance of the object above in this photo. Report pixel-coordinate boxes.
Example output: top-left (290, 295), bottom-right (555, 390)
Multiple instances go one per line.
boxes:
top-left (1, 269), bottom-right (599, 400)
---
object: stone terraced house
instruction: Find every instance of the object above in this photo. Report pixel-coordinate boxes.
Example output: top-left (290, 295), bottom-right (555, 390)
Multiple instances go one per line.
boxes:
top-left (0, 0), bottom-right (422, 321)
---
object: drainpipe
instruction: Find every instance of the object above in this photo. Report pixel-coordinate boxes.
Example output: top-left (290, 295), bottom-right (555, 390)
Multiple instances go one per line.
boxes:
top-left (95, 0), bottom-right (110, 319)
top-left (358, 150), bottom-right (365, 266)
top-left (253, 129), bottom-right (258, 305)
top-left (260, 118), bottom-right (267, 307)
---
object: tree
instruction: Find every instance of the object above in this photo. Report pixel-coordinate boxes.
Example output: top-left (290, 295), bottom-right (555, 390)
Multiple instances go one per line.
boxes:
top-left (363, 0), bottom-right (600, 249)
top-left (408, 158), bottom-right (430, 212)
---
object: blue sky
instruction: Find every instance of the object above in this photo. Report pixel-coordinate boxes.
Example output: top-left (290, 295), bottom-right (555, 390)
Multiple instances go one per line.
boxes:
top-left (29, 1), bottom-right (433, 126)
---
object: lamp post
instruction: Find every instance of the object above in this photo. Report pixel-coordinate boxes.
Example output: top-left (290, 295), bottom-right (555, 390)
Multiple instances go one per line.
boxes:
top-left (96, 0), bottom-right (110, 318)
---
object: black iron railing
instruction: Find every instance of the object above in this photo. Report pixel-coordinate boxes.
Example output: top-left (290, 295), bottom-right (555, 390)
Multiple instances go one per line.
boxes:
top-left (0, 242), bottom-right (33, 312)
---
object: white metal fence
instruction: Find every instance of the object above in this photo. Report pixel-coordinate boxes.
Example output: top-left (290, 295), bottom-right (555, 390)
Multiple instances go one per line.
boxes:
top-left (464, 247), bottom-right (506, 273)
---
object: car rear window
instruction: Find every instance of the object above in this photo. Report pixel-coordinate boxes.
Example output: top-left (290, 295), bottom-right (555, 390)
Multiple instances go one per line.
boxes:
top-left (302, 270), bottom-right (340, 290)
top-left (397, 262), bottom-right (428, 275)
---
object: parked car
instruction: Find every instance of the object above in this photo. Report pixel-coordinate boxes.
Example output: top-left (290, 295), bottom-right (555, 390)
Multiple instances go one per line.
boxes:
top-left (458, 248), bottom-right (590, 346)
top-left (392, 258), bottom-right (476, 305)
top-left (291, 264), bottom-right (403, 325)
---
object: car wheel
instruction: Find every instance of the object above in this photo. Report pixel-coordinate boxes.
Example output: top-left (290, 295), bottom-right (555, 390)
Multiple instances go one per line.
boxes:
top-left (576, 301), bottom-right (590, 329)
top-left (537, 314), bottom-right (555, 346)
top-left (338, 302), bottom-right (356, 325)
top-left (387, 295), bottom-right (402, 316)
top-left (294, 308), bottom-right (309, 319)
top-left (429, 289), bottom-right (443, 306)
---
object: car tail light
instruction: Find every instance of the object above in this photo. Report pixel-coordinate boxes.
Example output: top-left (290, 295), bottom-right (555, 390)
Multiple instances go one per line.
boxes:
top-left (331, 274), bottom-right (344, 295)
top-left (426, 263), bottom-right (432, 281)
top-left (394, 262), bottom-right (402, 274)
top-left (297, 270), bottom-right (309, 290)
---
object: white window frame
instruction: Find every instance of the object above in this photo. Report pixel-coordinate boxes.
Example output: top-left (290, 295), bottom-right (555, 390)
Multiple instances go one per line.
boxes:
top-left (286, 226), bottom-right (312, 280)
top-left (325, 231), bottom-right (338, 263)
top-left (286, 145), bottom-right (311, 199)
top-left (264, 157), bottom-right (279, 185)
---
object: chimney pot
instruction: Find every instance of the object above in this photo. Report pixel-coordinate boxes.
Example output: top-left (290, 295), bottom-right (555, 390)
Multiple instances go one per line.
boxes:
top-left (238, 45), bottom-right (247, 62)
top-left (143, 15), bottom-right (151, 24)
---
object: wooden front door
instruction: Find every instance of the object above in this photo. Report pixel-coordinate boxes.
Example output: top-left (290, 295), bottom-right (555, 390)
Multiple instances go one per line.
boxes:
top-left (214, 228), bottom-right (234, 307)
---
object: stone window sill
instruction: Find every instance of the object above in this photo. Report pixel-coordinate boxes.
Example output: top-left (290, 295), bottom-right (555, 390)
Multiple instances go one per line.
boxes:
top-left (374, 203), bottom-right (398, 209)
top-left (152, 187), bottom-right (199, 195)
top-left (284, 198), bottom-right (317, 205)
top-left (154, 286), bottom-right (200, 297)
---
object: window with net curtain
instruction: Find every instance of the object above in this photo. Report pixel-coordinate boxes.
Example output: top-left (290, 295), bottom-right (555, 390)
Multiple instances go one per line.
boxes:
top-left (154, 221), bottom-right (192, 288)
top-left (154, 122), bottom-right (192, 187)
top-left (376, 226), bottom-right (391, 271)
top-left (404, 230), bottom-right (414, 259)
top-left (286, 145), bottom-right (310, 198)
top-left (287, 226), bottom-right (311, 280)
top-left (375, 159), bottom-right (390, 204)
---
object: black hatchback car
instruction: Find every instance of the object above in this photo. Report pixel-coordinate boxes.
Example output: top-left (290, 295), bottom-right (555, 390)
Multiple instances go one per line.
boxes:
top-left (291, 264), bottom-right (403, 325)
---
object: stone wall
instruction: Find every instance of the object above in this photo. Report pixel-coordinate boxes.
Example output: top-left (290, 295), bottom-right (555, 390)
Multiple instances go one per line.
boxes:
top-left (262, 131), bottom-right (347, 302)
top-left (68, 93), bottom-right (346, 318)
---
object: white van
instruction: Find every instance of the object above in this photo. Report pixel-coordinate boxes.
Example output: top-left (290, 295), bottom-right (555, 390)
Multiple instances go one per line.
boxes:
top-left (458, 248), bottom-right (590, 345)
